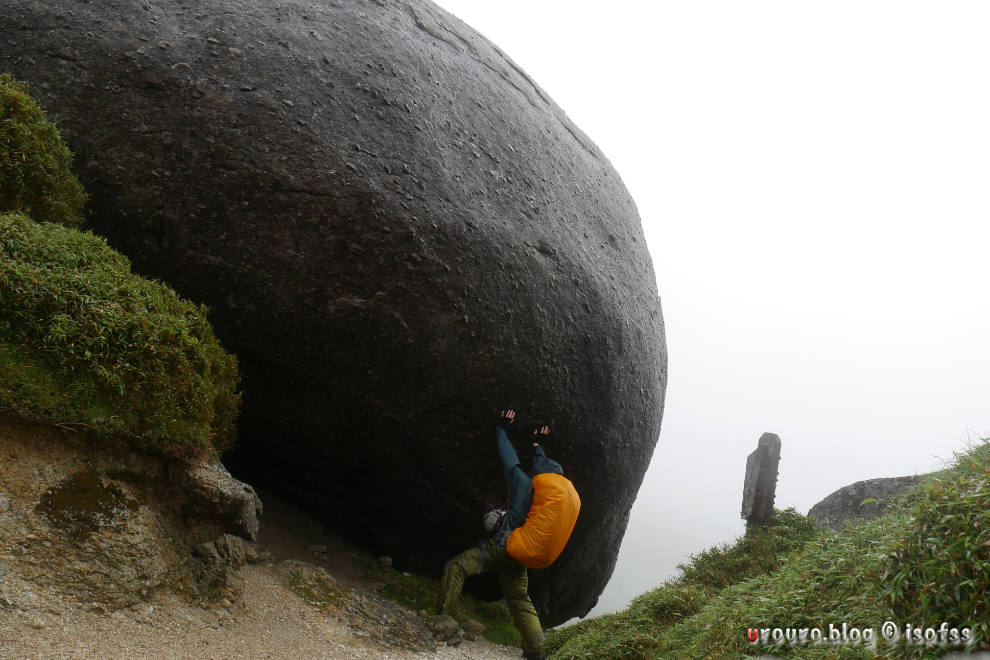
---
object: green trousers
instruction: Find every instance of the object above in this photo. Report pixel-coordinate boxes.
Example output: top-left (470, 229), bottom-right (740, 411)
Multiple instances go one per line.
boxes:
top-left (438, 537), bottom-right (544, 656)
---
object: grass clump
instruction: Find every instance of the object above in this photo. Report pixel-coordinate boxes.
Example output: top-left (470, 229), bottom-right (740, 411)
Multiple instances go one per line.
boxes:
top-left (547, 444), bottom-right (989, 659)
top-left (0, 74), bottom-right (86, 227)
top-left (0, 212), bottom-right (240, 457)
top-left (677, 507), bottom-right (821, 591)
top-left (885, 441), bottom-right (990, 652)
top-left (545, 509), bottom-right (820, 659)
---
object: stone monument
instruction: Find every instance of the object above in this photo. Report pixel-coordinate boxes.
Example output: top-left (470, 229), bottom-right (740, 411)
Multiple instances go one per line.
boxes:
top-left (741, 433), bottom-right (782, 529)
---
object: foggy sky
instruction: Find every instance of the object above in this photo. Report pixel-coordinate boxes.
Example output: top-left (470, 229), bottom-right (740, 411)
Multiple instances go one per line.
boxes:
top-left (431, 0), bottom-right (990, 616)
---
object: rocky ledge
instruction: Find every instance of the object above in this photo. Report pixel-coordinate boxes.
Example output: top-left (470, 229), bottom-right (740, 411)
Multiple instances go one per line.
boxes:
top-left (0, 412), bottom-right (262, 611)
top-left (0, 413), bottom-right (519, 658)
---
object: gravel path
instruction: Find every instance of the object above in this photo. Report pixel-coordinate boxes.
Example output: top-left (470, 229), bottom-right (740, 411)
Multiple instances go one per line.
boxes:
top-left (0, 483), bottom-right (525, 659)
top-left (0, 562), bottom-right (522, 659)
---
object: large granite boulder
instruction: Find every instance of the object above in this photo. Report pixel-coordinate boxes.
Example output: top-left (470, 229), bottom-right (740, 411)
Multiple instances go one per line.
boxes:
top-left (808, 475), bottom-right (924, 531)
top-left (0, 0), bottom-right (666, 623)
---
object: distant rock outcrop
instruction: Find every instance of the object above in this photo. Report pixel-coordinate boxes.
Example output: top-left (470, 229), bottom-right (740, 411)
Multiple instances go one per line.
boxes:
top-left (0, 0), bottom-right (666, 624)
top-left (0, 412), bottom-right (263, 610)
top-left (808, 475), bottom-right (923, 530)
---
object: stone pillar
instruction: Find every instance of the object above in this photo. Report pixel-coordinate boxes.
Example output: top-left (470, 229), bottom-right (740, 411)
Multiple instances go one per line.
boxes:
top-left (741, 432), bottom-right (782, 529)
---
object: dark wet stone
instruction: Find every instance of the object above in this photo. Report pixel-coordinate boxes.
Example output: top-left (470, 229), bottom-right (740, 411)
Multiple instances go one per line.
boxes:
top-left (36, 471), bottom-right (139, 542)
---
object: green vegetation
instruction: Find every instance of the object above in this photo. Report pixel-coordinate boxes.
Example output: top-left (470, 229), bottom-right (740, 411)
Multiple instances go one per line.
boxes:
top-left (0, 75), bottom-right (240, 457)
top-left (0, 213), bottom-right (240, 456)
top-left (280, 560), bottom-right (346, 607)
top-left (546, 441), bottom-right (989, 659)
top-left (356, 554), bottom-right (523, 647)
top-left (886, 443), bottom-right (990, 650)
top-left (0, 74), bottom-right (86, 227)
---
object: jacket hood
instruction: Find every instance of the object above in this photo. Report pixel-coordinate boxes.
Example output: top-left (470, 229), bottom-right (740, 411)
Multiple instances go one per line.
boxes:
top-left (529, 455), bottom-right (563, 477)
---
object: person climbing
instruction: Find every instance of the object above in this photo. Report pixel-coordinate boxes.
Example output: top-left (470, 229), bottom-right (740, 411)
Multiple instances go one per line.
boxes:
top-left (437, 409), bottom-right (580, 660)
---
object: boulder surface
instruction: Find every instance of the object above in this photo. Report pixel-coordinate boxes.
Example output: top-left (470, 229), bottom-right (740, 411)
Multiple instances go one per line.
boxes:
top-left (0, 0), bottom-right (666, 623)
top-left (808, 475), bottom-right (923, 530)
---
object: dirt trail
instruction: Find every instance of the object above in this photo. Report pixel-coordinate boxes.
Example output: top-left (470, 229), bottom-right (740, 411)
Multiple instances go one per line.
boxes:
top-left (0, 490), bottom-right (522, 659)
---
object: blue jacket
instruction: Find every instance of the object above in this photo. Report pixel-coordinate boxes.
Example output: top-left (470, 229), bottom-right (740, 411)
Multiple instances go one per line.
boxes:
top-left (496, 426), bottom-right (564, 531)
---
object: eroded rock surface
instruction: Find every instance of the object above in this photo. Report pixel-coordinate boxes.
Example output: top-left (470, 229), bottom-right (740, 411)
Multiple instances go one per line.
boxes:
top-left (169, 458), bottom-right (264, 541)
top-left (0, 0), bottom-right (666, 623)
top-left (0, 413), bottom-right (262, 609)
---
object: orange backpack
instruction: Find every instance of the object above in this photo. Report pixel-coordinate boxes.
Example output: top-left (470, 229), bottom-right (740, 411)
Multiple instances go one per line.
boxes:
top-left (506, 472), bottom-right (581, 569)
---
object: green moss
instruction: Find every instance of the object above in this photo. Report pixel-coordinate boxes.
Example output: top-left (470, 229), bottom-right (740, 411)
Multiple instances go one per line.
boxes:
top-left (285, 564), bottom-right (345, 607)
top-left (377, 569), bottom-right (440, 611)
top-left (0, 74), bottom-right (86, 227)
top-left (0, 212), bottom-right (240, 456)
top-left (356, 555), bottom-right (522, 647)
top-left (469, 599), bottom-right (524, 647)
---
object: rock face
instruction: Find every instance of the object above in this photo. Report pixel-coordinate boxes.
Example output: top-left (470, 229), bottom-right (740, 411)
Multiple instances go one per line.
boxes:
top-left (0, 413), bottom-right (263, 610)
top-left (0, 0), bottom-right (666, 623)
top-left (808, 475), bottom-right (923, 531)
top-left (169, 459), bottom-right (265, 542)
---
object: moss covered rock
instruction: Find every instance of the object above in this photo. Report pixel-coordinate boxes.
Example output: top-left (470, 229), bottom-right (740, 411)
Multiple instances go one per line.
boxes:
top-left (0, 213), bottom-right (240, 456)
top-left (0, 74), bottom-right (86, 227)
